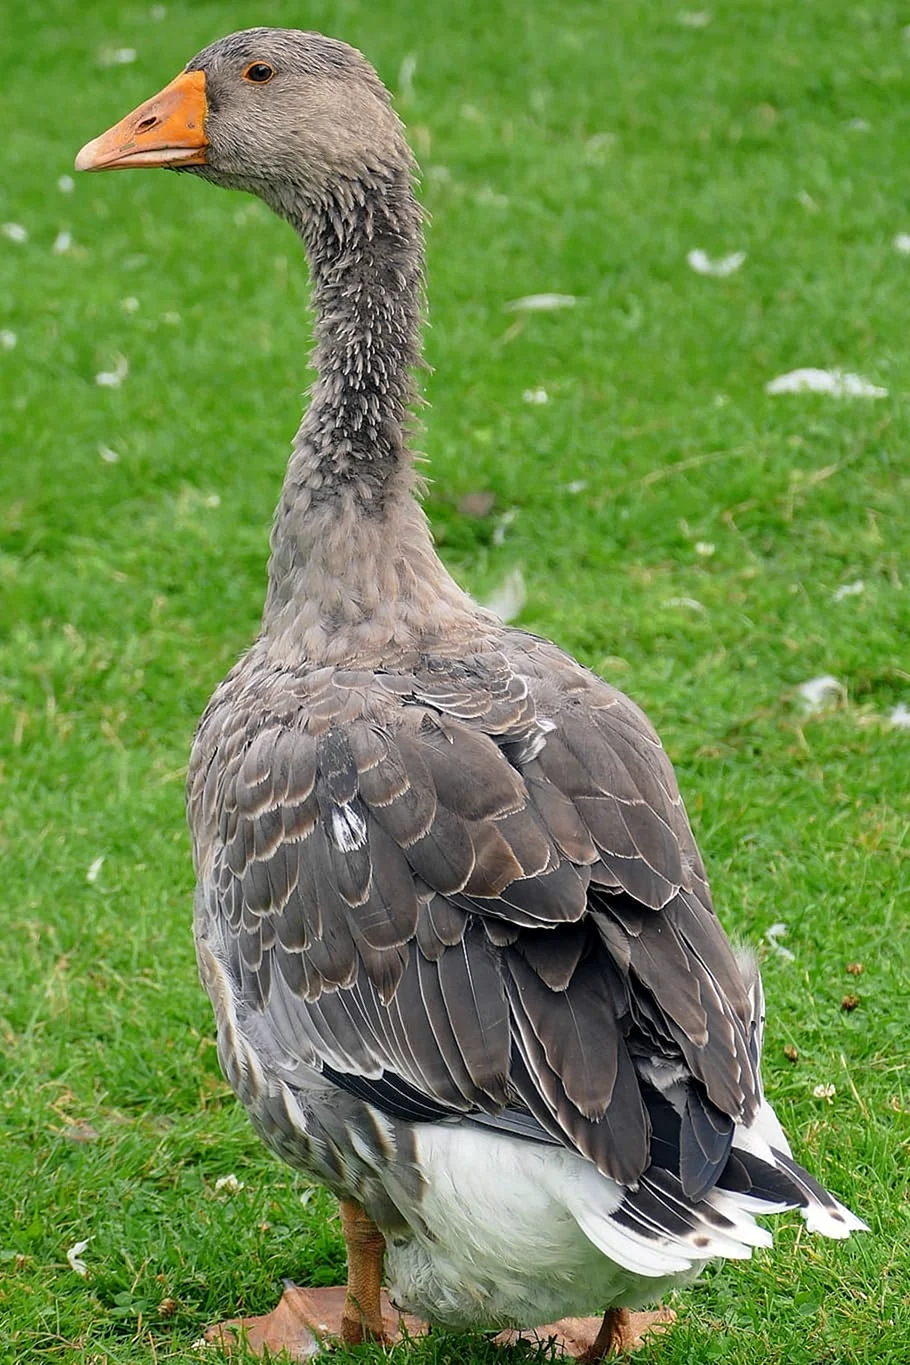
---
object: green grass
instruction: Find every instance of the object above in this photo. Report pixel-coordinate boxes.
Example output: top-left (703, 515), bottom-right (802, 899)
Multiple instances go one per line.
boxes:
top-left (1, 0), bottom-right (908, 1361)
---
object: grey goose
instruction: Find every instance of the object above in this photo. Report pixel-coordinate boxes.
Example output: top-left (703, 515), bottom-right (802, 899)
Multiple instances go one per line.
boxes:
top-left (76, 28), bottom-right (865, 1360)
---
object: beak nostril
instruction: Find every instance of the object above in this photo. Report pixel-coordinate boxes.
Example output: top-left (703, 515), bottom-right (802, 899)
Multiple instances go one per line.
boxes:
top-left (75, 69), bottom-right (207, 171)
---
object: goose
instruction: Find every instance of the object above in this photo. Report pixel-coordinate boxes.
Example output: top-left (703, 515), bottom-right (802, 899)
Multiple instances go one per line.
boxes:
top-left (76, 28), bottom-right (866, 1361)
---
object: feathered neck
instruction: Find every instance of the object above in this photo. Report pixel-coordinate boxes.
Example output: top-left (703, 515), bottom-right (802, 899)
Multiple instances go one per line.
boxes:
top-left (258, 168), bottom-right (486, 667)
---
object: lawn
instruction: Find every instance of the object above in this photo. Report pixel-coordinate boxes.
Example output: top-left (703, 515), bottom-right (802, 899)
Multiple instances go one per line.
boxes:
top-left (1, 0), bottom-right (908, 1361)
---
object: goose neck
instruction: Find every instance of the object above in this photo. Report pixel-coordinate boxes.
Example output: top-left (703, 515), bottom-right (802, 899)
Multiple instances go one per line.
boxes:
top-left (260, 169), bottom-right (483, 665)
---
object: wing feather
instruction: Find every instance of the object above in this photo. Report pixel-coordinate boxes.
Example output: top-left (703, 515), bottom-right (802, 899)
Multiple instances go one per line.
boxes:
top-left (189, 637), bottom-right (761, 1200)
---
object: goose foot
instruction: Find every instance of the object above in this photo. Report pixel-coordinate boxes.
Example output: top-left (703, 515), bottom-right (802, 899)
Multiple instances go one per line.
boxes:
top-left (496, 1306), bottom-right (676, 1360)
top-left (204, 1282), bottom-right (428, 1358)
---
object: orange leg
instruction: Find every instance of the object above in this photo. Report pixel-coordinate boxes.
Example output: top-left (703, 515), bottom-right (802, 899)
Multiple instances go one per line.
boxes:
top-left (338, 1198), bottom-right (389, 1344)
top-left (204, 1200), bottom-right (425, 1358)
top-left (577, 1308), bottom-right (639, 1361)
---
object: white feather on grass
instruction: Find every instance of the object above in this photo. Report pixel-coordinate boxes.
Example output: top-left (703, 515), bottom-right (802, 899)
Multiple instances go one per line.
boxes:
top-left (482, 567), bottom-right (526, 623)
top-left (766, 369), bottom-right (886, 398)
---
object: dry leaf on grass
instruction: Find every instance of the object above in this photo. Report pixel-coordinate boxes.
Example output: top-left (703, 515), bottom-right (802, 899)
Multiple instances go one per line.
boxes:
top-left (458, 491), bottom-right (495, 518)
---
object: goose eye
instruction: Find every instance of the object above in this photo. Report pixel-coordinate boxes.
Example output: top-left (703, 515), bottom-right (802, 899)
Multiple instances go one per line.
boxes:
top-left (243, 62), bottom-right (275, 84)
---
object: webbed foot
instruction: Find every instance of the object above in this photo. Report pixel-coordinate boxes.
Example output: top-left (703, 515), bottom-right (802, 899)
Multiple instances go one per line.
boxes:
top-left (205, 1281), bottom-right (427, 1358)
top-left (496, 1306), bottom-right (676, 1360)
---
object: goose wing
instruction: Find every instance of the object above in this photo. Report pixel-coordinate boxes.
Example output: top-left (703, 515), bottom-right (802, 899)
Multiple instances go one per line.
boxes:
top-left (189, 636), bottom-right (759, 1197)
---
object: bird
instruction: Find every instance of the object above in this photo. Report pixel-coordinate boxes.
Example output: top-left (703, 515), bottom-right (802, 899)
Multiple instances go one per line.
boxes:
top-left (76, 28), bottom-right (866, 1361)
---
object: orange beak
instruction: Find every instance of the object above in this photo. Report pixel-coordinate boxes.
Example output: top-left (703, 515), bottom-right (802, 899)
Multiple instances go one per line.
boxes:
top-left (75, 69), bottom-right (208, 172)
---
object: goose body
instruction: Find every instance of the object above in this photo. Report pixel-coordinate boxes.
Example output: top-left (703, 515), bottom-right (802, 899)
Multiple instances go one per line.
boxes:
top-left (189, 633), bottom-right (862, 1334)
top-left (77, 28), bottom-right (864, 1353)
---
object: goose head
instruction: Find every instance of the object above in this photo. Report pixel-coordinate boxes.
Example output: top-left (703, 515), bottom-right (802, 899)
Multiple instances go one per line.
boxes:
top-left (75, 27), bottom-right (410, 203)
